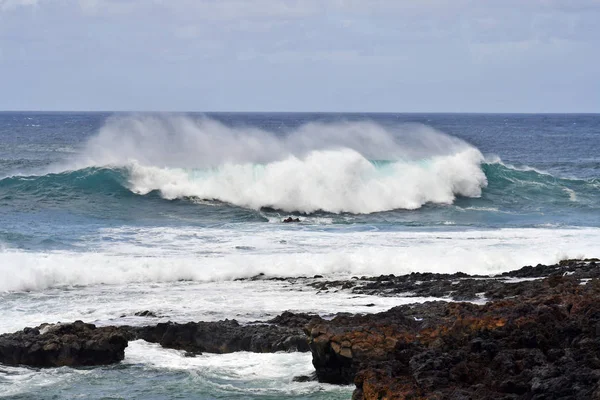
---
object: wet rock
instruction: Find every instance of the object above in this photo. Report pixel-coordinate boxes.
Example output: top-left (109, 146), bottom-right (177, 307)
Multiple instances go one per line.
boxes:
top-left (134, 310), bottom-right (159, 318)
top-left (236, 272), bottom-right (266, 281)
top-left (502, 258), bottom-right (600, 279)
top-left (293, 372), bottom-right (317, 382)
top-left (308, 272), bottom-right (496, 300)
top-left (305, 259), bottom-right (600, 302)
top-left (0, 321), bottom-right (128, 367)
top-left (0, 312), bottom-right (313, 368)
top-left (267, 311), bottom-right (318, 329)
top-left (306, 308), bottom-right (418, 384)
top-left (283, 217), bottom-right (301, 223)
top-left (306, 274), bottom-right (600, 399)
top-left (129, 318), bottom-right (310, 354)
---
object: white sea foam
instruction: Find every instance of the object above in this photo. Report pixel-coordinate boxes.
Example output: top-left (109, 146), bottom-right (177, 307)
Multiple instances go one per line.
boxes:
top-left (123, 340), bottom-right (352, 396)
top-left (0, 278), bottom-right (444, 334)
top-left (125, 341), bottom-right (308, 378)
top-left (51, 115), bottom-right (488, 213)
top-left (124, 146), bottom-right (486, 213)
top-left (0, 366), bottom-right (90, 398)
top-left (1, 227), bottom-right (599, 294)
top-left (564, 187), bottom-right (578, 201)
top-left (0, 339), bottom-right (351, 398)
top-left (484, 156), bottom-right (550, 175)
top-left (463, 206), bottom-right (501, 212)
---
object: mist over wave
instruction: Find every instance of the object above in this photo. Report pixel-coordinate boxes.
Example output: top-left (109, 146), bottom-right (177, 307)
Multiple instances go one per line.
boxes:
top-left (62, 115), bottom-right (489, 213)
top-left (76, 115), bottom-right (473, 168)
top-left (2, 115), bottom-right (599, 216)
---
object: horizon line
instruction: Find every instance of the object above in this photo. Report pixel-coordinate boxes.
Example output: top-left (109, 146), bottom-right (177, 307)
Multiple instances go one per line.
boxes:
top-left (0, 110), bottom-right (599, 115)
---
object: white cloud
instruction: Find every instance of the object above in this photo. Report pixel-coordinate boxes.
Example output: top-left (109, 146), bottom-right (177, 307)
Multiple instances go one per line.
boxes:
top-left (3, 0), bottom-right (600, 20)
top-left (70, 0), bottom-right (319, 19)
top-left (1, 0), bottom-right (598, 112)
top-left (0, 0), bottom-right (39, 11)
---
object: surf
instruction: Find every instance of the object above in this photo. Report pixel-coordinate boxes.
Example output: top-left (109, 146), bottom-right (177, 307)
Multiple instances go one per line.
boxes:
top-left (1, 115), bottom-right (598, 215)
top-left (3, 115), bottom-right (490, 214)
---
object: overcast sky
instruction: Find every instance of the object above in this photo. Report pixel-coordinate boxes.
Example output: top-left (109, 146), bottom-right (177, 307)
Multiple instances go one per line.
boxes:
top-left (0, 0), bottom-right (599, 112)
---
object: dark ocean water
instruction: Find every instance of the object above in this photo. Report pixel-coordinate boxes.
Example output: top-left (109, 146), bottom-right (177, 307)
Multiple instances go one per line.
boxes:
top-left (0, 112), bottom-right (599, 399)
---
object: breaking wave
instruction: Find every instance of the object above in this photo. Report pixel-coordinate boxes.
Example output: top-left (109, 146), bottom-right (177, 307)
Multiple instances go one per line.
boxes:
top-left (1, 115), bottom-right (489, 213)
top-left (1, 115), bottom-right (597, 214)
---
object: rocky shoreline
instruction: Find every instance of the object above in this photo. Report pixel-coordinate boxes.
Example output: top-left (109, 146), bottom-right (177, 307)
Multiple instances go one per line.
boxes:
top-left (2, 259), bottom-right (600, 399)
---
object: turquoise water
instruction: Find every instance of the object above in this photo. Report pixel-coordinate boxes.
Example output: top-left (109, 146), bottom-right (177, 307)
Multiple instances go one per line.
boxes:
top-left (0, 112), bottom-right (599, 398)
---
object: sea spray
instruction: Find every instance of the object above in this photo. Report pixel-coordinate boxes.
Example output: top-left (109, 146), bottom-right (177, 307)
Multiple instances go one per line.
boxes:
top-left (125, 147), bottom-right (487, 213)
top-left (1, 115), bottom-right (599, 214)
top-left (61, 115), bottom-right (489, 213)
top-left (75, 115), bottom-right (473, 168)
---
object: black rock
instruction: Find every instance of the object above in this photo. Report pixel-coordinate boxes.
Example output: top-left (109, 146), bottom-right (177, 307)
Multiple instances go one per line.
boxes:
top-left (128, 318), bottom-right (310, 354)
top-left (293, 372), bottom-right (317, 382)
top-left (134, 310), bottom-right (158, 318)
top-left (0, 321), bottom-right (128, 368)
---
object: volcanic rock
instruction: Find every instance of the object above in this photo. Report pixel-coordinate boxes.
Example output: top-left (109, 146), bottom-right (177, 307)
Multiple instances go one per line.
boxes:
top-left (306, 274), bottom-right (600, 399)
top-left (0, 316), bottom-right (310, 368)
top-left (134, 310), bottom-right (159, 318)
top-left (309, 258), bottom-right (600, 301)
top-left (0, 321), bottom-right (128, 367)
top-left (128, 318), bottom-right (310, 354)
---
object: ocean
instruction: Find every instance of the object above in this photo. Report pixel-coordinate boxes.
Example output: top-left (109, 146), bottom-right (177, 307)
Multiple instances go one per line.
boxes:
top-left (1, 112), bottom-right (599, 398)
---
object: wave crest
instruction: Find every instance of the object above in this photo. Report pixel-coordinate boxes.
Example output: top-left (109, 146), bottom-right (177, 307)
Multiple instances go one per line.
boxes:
top-left (63, 114), bottom-right (487, 213)
top-left (127, 147), bottom-right (486, 213)
top-left (3, 115), bottom-right (599, 214)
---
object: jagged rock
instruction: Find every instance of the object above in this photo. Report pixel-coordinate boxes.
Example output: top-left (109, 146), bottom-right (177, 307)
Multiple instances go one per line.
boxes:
top-left (500, 258), bottom-right (600, 278)
top-left (267, 311), bottom-right (318, 329)
top-left (0, 321), bottom-right (128, 367)
top-left (305, 274), bottom-right (600, 399)
top-left (128, 318), bottom-right (310, 354)
top-left (293, 372), bottom-right (317, 382)
top-left (134, 310), bottom-right (159, 318)
top-left (307, 259), bottom-right (600, 301)
top-left (0, 315), bottom-right (310, 368)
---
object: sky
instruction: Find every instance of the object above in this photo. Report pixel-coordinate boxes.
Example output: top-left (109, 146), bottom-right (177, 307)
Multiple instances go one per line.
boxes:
top-left (0, 0), bottom-right (599, 112)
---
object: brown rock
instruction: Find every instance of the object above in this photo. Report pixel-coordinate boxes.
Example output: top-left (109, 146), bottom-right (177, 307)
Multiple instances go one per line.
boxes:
top-left (306, 273), bottom-right (600, 399)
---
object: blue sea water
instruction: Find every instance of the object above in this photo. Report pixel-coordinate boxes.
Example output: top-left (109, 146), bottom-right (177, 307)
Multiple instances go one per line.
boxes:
top-left (1, 113), bottom-right (599, 235)
top-left (0, 112), bottom-right (599, 399)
